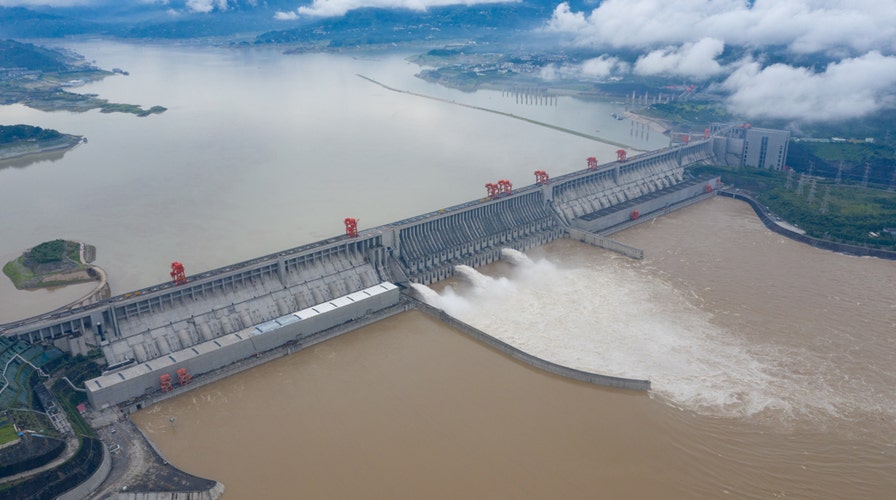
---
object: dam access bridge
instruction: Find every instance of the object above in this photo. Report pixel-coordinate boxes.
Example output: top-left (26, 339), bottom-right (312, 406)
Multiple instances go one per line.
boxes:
top-left (2, 138), bottom-right (722, 408)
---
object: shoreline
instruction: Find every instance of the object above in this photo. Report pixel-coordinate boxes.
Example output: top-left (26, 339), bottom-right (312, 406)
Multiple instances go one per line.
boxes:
top-left (624, 111), bottom-right (673, 135)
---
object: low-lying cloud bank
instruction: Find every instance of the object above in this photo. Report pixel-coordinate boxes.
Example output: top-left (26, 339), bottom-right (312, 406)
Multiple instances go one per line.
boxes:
top-left (544, 1), bottom-right (896, 122)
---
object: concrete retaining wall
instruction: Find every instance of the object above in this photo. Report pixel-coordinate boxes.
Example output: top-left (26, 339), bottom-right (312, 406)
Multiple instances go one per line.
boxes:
top-left (414, 301), bottom-right (651, 391)
top-left (57, 445), bottom-right (112, 500)
top-left (111, 482), bottom-right (225, 500)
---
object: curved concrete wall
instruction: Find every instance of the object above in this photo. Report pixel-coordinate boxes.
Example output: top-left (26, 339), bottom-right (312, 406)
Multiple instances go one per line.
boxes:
top-left (414, 301), bottom-right (651, 391)
top-left (57, 445), bottom-right (111, 500)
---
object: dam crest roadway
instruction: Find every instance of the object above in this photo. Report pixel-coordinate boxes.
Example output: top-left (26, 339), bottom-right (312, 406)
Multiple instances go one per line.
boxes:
top-left (1, 138), bottom-right (723, 409)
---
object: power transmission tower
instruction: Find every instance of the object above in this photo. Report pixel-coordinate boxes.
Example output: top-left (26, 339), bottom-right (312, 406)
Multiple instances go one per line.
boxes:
top-left (796, 173), bottom-right (805, 196)
top-left (861, 161), bottom-right (870, 188)
top-left (835, 161), bottom-right (843, 185)
top-left (820, 186), bottom-right (831, 213)
top-left (808, 177), bottom-right (817, 205)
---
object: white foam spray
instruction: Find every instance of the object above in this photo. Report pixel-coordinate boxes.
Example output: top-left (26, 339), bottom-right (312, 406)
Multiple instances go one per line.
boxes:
top-left (418, 254), bottom-right (872, 424)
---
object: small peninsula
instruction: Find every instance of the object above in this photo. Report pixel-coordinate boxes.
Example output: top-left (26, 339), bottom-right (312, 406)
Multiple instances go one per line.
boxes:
top-left (0, 124), bottom-right (83, 162)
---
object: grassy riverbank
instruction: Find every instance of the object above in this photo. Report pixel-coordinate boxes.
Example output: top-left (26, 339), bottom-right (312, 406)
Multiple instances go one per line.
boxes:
top-left (689, 165), bottom-right (896, 249)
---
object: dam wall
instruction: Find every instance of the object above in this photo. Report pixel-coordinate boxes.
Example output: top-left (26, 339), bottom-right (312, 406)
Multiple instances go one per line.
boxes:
top-left (571, 176), bottom-right (722, 234)
top-left (384, 190), bottom-right (564, 285)
top-left (3, 138), bottom-right (719, 406)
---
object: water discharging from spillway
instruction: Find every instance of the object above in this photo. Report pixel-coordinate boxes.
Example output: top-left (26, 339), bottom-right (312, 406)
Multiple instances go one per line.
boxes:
top-left (416, 246), bottom-right (892, 426)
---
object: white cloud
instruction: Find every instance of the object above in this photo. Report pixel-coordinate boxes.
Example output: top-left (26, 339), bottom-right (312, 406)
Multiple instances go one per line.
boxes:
top-left (185, 0), bottom-right (228, 13)
top-left (545, 0), bottom-right (896, 55)
top-left (543, 1), bottom-right (896, 121)
top-left (720, 52), bottom-right (896, 122)
top-left (539, 55), bottom-right (628, 82)
top-left (634, 38), bottom-right (725, 79)
top-left (297, 0), bottom-right (515, 18)
top-left (581, 54), bottom-right (628, 78)
top-left (274, 10), bottom-right (299, 20)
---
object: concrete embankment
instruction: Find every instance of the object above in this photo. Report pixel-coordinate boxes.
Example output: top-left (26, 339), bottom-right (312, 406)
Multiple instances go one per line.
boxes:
top-left (720, 190), bottom-right (896, 261)
top-left (414, 300), bottom-right (651, 391)
top-left (357, 74), bottom-right (638, 151)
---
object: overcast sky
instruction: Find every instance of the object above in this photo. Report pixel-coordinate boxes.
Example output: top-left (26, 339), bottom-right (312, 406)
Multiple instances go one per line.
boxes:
top-left (543, 0), bottom-right (896, 122)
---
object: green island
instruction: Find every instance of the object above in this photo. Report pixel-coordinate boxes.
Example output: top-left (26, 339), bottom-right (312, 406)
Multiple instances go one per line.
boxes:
top-left (2, 239), bottom-right (99, 290)
top-left (0, 39), bottom-right (166, 117)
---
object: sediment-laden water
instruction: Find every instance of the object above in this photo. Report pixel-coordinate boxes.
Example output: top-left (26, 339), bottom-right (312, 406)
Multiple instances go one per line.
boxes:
top-left (134, 198), bottom-right (896, 499)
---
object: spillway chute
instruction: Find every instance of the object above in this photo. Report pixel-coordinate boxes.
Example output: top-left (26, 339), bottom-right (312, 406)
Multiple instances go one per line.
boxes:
top-left (500, 248), bottom-right (534, 267)
top-left (453, 265), bottom-right (494, 289)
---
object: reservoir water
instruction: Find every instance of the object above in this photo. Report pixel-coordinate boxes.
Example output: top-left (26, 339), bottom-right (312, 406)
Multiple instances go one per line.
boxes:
top-left (2, 43), bottom-right (894, 498)
top-left (0, 41), bottom-right (662, 322)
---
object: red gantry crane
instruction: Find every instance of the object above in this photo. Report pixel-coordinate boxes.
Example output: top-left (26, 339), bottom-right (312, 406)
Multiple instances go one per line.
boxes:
top-left (170, 262), bottom-right (187, 286)
top-left (497, 179), bottom-right (513, 197)
top-left (587, 157), bottom-right (598, 171)
top-left (344, 218), bottom-right (359, 238)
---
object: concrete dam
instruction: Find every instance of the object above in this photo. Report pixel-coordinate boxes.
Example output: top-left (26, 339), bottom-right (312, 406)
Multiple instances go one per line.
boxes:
top-left (1, 139), bottom-right (720, 408)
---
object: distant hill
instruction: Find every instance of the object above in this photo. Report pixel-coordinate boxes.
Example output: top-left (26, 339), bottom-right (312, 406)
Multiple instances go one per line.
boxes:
top-left (0, 39), bottom-right (74, 72)
top-left (254, 3), bottom-right (552, 47)
top-left (0, 7), bottom-right (105, 38)
top-left (0, 1), bottom-right (556, 42)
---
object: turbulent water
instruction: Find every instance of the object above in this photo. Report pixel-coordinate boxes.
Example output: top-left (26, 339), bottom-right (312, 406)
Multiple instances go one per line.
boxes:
top-left (425, 241), bottom-right (892, 426)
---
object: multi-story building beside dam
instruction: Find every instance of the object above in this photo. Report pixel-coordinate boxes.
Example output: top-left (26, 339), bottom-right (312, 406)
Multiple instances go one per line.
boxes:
top-left (2, 137), bottom-right (726, 409)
